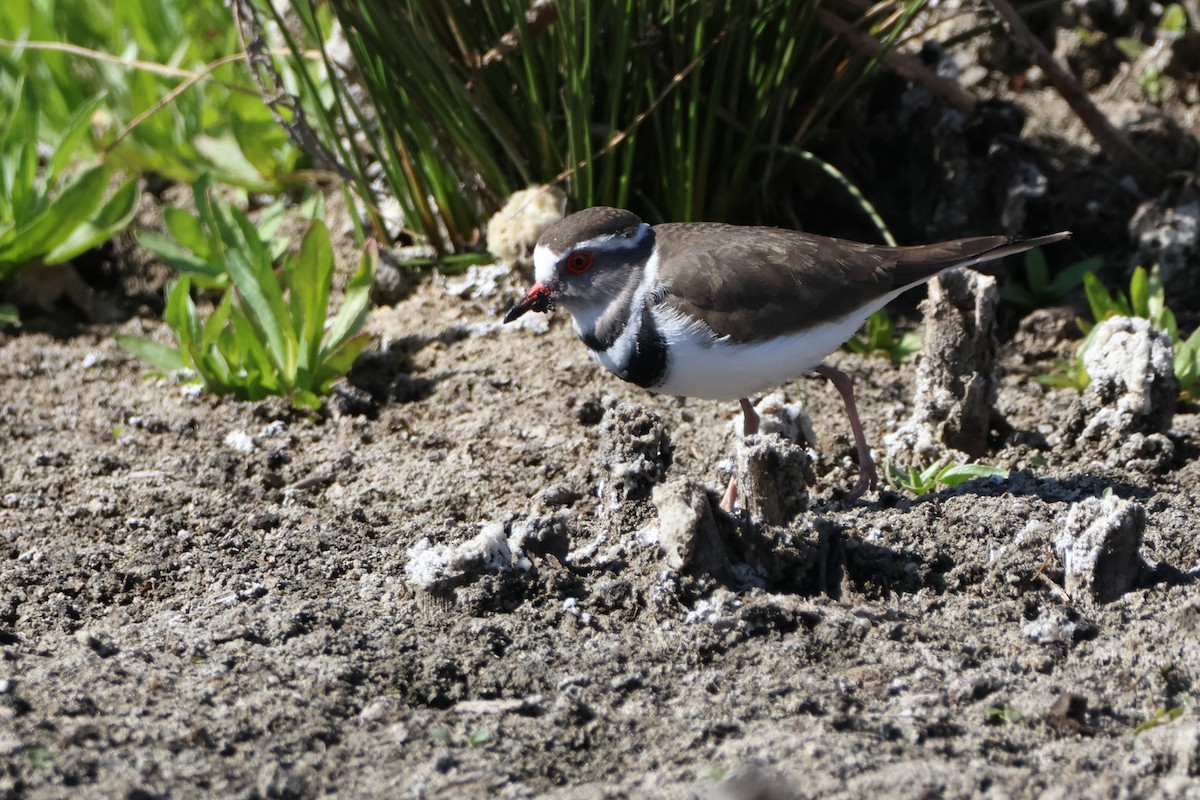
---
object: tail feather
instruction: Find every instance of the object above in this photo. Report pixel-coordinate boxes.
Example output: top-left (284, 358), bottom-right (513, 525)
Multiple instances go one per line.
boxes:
top-left (893, 231), bottom-right (1071, 284)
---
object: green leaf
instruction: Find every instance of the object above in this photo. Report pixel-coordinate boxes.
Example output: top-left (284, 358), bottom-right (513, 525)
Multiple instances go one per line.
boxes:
top-left (1050, 256), bottom-right (1102, 295)
top-left (46, 94), bottom-right (104, 185)
top-left (163, 207), bottom-right (214, 261)
top-left (115, 334), bottom-right (187, 372)
top-left (45, 177), bottom-right (141, 265)
top-left (1001, 284), bottom-right (1036, 310)
top-left (324, 238), bottom-right (377, 355)
top-left (0, 303), bottom-right (19, 323)
top-left (3, 165), bottom-right (109, 265)
top-left (135, 229), bottom-right (219, 276)
top-left (1130, 266), bottom-right (1149, 318)
top-left (937, 463), bottom-right (1009, 487)
top-left (1083, 271), bottom-right (1114, 322)
top-left (164, 277), bottom-right (201, 354)
top-left (314, 332), bottom-right (372, 392)
top-left (1159, 4), bottom-right (1188, 34)
top-left (217, 203), bottom-right (295, 380)
top-left (1025, 248), bottom-right (1048, 291)
top-left (291, 221), bottom-right (334, 384)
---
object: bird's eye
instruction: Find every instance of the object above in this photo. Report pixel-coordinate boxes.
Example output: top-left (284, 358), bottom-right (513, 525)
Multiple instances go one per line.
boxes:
top-left (566, 251), bottom-right (594, 274)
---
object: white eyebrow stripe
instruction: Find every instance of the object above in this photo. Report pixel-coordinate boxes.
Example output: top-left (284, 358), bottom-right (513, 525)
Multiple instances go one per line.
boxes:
top-left (565, 223), bottom-right (651, 255)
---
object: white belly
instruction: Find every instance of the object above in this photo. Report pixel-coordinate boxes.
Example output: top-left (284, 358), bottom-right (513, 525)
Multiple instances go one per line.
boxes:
top-left (646, 292), bottom-right (904, 400)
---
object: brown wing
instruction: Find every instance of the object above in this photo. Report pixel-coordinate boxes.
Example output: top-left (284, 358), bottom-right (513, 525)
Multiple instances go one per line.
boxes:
top-left (651, 223), bottom-right (1020, 344)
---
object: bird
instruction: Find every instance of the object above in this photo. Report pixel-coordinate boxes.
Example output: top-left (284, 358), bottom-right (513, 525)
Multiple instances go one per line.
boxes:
top-left (503, 206), bottom-right (1069, 510)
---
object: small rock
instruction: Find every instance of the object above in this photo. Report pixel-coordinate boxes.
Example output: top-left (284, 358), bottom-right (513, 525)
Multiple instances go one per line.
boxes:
top-left (223, 430), bottom-right (255, 453)
top-left (485, 185), bottom-right (567, 267)
top-left (1081, 316), bottom-right (1177, 433)
top-left (1047, 693), bottom-right (1097, 736)
top-left (509, 510), bottom-right (572, 562)
top-left (651, 479), bottom-right (723, 572)
top-left (404, 523), bottom-right (512, 593)
top-left (1055, 495), bottom-right (1146, 603)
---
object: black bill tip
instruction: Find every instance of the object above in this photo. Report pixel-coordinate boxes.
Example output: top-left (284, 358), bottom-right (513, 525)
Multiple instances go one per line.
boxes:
top-left (503, 283), bottom-right (553, 323)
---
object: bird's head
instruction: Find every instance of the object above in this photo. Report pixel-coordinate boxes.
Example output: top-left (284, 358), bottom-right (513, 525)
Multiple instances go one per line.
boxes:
top-left (503, 207), bottom-right (653, 324)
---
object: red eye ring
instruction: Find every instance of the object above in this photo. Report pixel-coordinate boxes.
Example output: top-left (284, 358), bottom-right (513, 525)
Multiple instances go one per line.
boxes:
top-left (566, 251), bottom-right (593, 274)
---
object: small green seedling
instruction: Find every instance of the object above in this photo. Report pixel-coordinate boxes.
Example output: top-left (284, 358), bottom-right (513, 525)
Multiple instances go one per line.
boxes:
top-left (844, 309), bottom-right (922, 364)
top-left (118, 222), bottom-right (376, 410)
top-left (1158, 3), bottom-right (1189, 35)
top-left (25, 746), bottom-right (54, 769)
top-left (1041, 265), bottom-right (1200, 400)
top-left (1001, 249), bottom-right (1101, 311)
top-left (135, 177), bottom-right (317, 290)
top-left (1134, 706), bottom-right (1184, 734)
top-left (986, 706), bottom-right (1024, 726)
top-left (885, 459), bottom-right (1008, 496)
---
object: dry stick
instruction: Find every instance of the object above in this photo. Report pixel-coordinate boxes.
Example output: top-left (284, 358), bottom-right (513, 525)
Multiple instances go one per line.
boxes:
top-left (816, 9), bottom-right (978, 116)
top-left (986, 0), bottom-right (1166, 190)
top-left (0, 37), bottom-right (249, 83)
top-left (105, 53), bottom-right (248, 151)
top-left (229, 0), bottom-right (364, 188)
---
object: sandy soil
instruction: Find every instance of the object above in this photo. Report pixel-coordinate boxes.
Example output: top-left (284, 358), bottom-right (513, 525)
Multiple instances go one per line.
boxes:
top-left (2, 259), bottom-right (1199, 798)
top-left (3, 6), bottom-right (1200, 799)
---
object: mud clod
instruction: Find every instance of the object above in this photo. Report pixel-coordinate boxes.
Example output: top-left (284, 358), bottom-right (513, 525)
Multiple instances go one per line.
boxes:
top-left (887, 268), bottom-right (999, 463)
top-left (1070, 316), bottom-right (1178, 471)
top-left (597, 400), bottom-right (672, 511)
top-left (1055, 495), bottom-right (1147, 603)
top-left (735, 434), bottom-right (813, 528)
top-left (651, 479), bottom-right (731, 578)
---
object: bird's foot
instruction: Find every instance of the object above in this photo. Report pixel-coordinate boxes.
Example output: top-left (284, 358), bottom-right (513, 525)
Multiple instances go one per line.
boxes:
top-left (845, 459), bottom-right (879, 502)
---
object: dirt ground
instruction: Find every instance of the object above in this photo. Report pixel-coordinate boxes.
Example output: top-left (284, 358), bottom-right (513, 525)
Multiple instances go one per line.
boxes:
top-left (4, 6), bottom-right (1200, 800)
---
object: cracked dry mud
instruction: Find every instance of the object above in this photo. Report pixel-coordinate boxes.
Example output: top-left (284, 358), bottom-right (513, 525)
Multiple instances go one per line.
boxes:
top-left (2, 262), bottom-right (1199, 798)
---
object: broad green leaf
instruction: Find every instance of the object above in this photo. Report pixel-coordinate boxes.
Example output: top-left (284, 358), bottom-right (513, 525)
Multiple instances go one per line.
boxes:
top-left (135, 229), bottom-right (219, 276)
top-left (1083, 272), bottom-right (1114, 321)
top-left (0, 303), bottom-right (19, 323)
top-left (4, 165), bottom-right (108, 265)
top-left (163, 207), bottom-right (214, 261)
top-left (229, 297), bottom-right (285, 392)
top-left (938, 463), bottom-right (1009, 487)
top-left (1000, 284), bottom-right (1036, 309)
top-left (291, 221), bottom-right (334, 384)
top-left (314, 331), bottom-right (372, 392)
top-left (115, 334), bottom-right (187, 372)
top-left (1130, 266), bottom-right (1149, 318)
top-left (216, 201), bottom-right (295, 379)
top-left (193, 134), bottom-right (272, 192)
top-left (290, 388), bottom-right (323, 411)
top-left (1024, 248), bottom-right (1048, 291)
top-left (1050, 256), bottom-right (1102, 294)
top-left (164, 277), bottom-right (200, 352)
top-left (8, 132), bottom-right (39, 225)
top-left (324, 239), bottom-right (377, 355)
top-left (1159, 3), bottom-right (1188, 34)
top-left (45, 177), bottom-right (140, 265)
top-left (201, 289), bottom-right (235, 349)
top-left (46, 94), bottom-right (105, 185)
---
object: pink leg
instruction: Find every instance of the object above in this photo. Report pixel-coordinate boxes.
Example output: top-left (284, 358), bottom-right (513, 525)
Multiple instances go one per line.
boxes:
top-left (720, 398), bottom-right (759, 512)
top-left (814, 364), bottom-right (877, 500)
